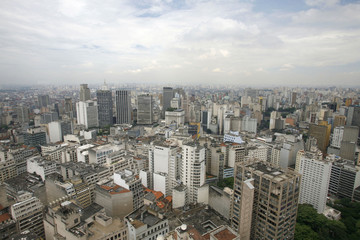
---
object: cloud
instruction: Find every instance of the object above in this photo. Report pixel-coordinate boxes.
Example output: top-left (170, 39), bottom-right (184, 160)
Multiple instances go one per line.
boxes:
top-left (0, 0), bottom-right (359, 86)
top-left (305, 0), bottom-right (340, 7)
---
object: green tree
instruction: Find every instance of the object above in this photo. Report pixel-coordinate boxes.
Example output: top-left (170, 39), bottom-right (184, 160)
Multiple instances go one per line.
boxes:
top-left (295, 224), bottom-right (319, 240)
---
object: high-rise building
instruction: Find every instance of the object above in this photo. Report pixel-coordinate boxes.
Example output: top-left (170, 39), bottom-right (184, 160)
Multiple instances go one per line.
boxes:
top-left (137, 94), bottom-right (153, 125)
top-left (79, 84), bottom-right (91, 101)
top-left (181, 142), bottom-right (206, 204)
top-left (230, 159), bottom-right (300, 240)
top-left (162, 87), bottom-right (174, 117)
top-left (37, 95), bottom-right (49, 108)
top-left (296, 149), bottom-right (332, 213)
top-left (115, 90), bottom-right (132, 124)
top-left (329, 158), bottom-right (360, 199)
top-left (76, 100), bottom-right (99, 129)
top-left (97, 89), bottom-right (113, 127)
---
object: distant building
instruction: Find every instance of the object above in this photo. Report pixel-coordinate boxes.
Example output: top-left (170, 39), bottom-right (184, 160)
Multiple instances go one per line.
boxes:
top-left (137, 94), bottom-right (153, 125)
top-left (115, 90), bottom-right (132, 124)
top-left (37, 95), bottom-right (49, 108)
top-left (309, 122), bottom-right (331, 153)
top-left (79, 84), bottom-right (91, 101)
top-left (97, 89), bottom-right (113, 127)
top-left (76, 100), bottom-right (99, 129)
top-left (162, 87), bottom-right (174, 117)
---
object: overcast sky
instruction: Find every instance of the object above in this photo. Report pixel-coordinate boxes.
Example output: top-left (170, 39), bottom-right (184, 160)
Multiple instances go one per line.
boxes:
top-left (0, 0), bottom-right (359, 87)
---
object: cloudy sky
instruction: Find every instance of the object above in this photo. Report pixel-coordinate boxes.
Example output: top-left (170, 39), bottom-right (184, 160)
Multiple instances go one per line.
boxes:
top-left (0, 0), bottom-right (359, 87)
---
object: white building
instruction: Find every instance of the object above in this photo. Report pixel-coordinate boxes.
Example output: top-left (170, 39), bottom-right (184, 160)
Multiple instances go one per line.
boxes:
top-left (88, 144), bottom-right (122, 165)
top-left (27, 156), bottom-right (57, 181)
top-left (11, 192), bottom-right (44, 237)
top-left (48, 121), bottom-right (62, 143)
top-left (149, 143), bottom-right (179, 196)
top-left (76, 100), bottom-right (99, 129)
top-left (76, 144), bottom-right (95, 163)
top-left (331, 126), bottom-right (344, 148)
top-left (181, 142), bottom-right (206, 204)
top-left (296, 150), bottom-right (332, 213)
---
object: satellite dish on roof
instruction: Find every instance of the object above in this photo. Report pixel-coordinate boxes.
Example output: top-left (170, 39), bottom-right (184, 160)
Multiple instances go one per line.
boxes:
top-left (181, 224), bottom-right (187, 231)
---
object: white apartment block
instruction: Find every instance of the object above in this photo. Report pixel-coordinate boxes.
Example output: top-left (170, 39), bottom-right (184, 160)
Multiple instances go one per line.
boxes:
top-left (181, 143), bottom-right (206, 204)
top-left (296, 150), bottom-right (332, 213)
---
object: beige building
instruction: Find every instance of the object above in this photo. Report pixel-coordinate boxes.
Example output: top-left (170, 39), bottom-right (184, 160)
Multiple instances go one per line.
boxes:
top-left (231, 159), bottom-right (301, 240)
top-left (94, 180), bottom-right (133, 219)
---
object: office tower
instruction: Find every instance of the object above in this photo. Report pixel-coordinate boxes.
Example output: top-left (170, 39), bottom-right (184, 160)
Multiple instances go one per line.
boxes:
top-left (296, 150), bottom-right (332, 213)
top-left (76, 100), bottom-right (99, 129)
top-left (137, 94), bottom-right (153, 125)
top-left (181, 142), bottom-right (206, 204)
top-left (37, 94), bottom-right (49, 108)
top-left (115, 90), bottom-right (132, 124)
top-left (79, 84), bottom-right (91, 101)
top-left (97, 89), bottom-right (113, 127)
top-left (309, 122), bottom-right (331, 153)
top-left (162, 87), bottom-right (174, 116)
top-left (329, 158), bottom-right (360, 199)
top-left (231, 160), bottom-right (300, 240)
top-left (10, 191), bottom-right (44, 238)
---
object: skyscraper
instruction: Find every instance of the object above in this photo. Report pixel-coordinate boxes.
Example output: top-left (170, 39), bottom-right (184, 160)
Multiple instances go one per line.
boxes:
top-left (38, 94), bottom-right (50, 108)
top-left (231, 159), bottom-right (300, 240)
top-left (97, 89), bottom-right (113, 127)
top-left (115, 90), bottom-right (132, 124)
top-left (76, 100), bottom-right (99, 129)
top-left (80, 84), bottom-right (91, 101)
top-left (162, 87), bottom-right (174, 117)
top-left (181, 142), bottom-right (206, 204)
top-left (137, 94), bottom-right (153, 125)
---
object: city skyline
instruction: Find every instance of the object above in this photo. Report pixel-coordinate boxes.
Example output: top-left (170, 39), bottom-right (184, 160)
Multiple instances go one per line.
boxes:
top-left (1, 0), bottom-right (360, 87)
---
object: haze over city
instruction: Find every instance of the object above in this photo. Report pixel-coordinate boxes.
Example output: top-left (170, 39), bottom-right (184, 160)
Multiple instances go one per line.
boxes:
top-left (1, 0), bottom-right (360, 87)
